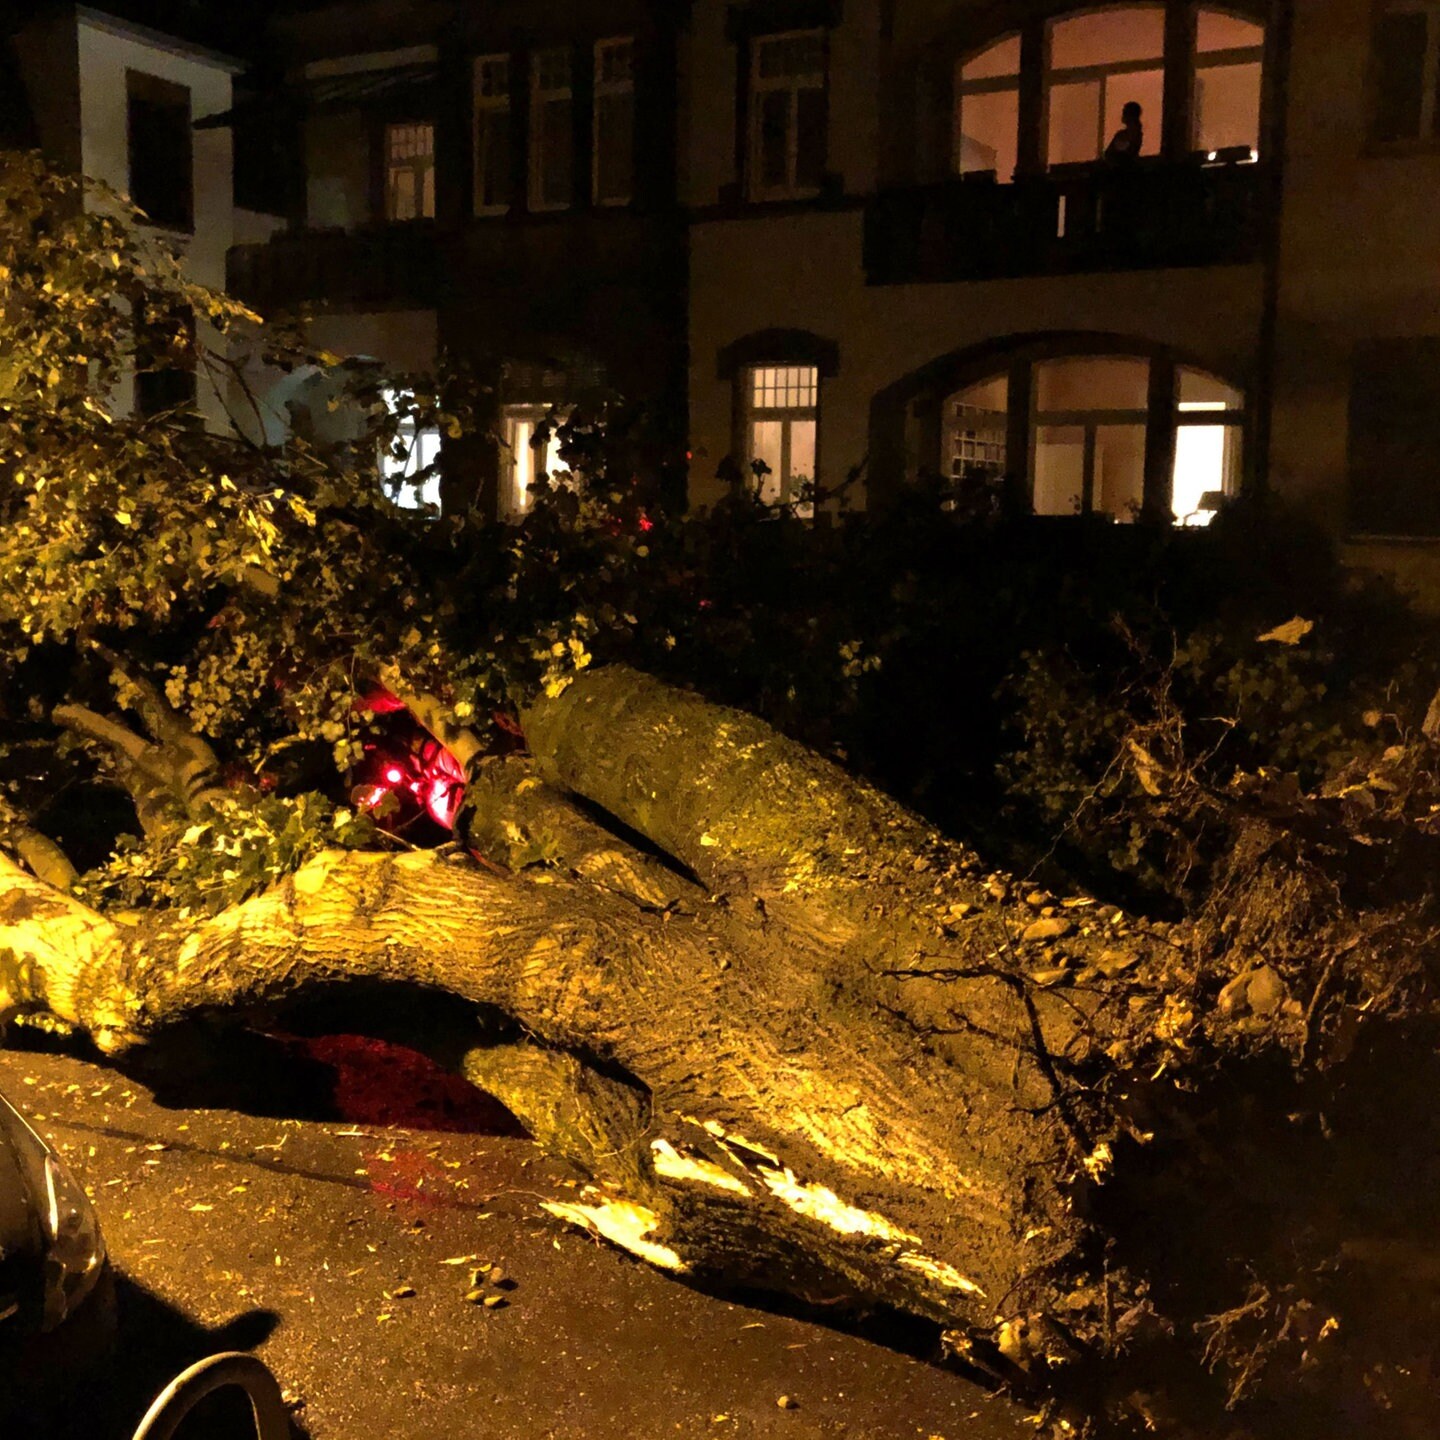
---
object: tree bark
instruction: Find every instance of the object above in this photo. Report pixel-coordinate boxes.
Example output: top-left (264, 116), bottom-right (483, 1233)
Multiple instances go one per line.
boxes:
top-left (9, 664), bottom-right (1357, 1423)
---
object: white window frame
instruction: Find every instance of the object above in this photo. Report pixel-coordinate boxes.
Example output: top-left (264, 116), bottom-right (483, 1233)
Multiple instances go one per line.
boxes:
top-left (1372, 0), bottom-right (1440, 143)
top-left (746, 365), bottom-right (819, 515)
top-left (1043, 7), bottom-right (1167, 167)
top-left (473, 54), bottom-right (513, 216)
top-left (529, 46), bottom-right (574, 212)
top-left (748, 29), bottom-right (828, 201)
top-left (384, 122), bottom-right (435, 221)
top-left (593, 36), bottom-right (636, 206)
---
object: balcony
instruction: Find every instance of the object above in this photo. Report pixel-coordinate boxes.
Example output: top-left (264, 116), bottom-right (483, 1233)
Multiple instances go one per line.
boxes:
top-left (863, 157), bottom-right (1268, 285)
top-left (227, 211), bottom-right (686, 318)
top-left (228, 224), bottom-right (442, 313)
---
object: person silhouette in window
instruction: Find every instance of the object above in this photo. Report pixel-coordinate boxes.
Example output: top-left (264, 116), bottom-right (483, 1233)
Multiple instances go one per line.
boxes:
top-left (1104, 101), bottom-right (1144, 163)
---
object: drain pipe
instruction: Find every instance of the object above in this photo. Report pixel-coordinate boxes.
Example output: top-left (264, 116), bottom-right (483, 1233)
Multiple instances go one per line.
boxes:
top-left (131, 1352), bottom-right (291, 1440)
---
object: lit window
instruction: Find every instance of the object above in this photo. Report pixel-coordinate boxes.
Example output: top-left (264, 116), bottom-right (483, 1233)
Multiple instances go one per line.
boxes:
top-left (940, 355), bottom-right (1244, 523)
top-left (747, 365), bottom-right (818, 513)
top-left (530, 48), bottom-right (574, 211)
top-left (750, 31), bottom-right (828, 200)
top-left (1173, 366), bottom-right (1244, 525)
top-left (955, 35), bottom-right (1021, 179)
top-left (945, 374), bottom-right (1009, 479)
top-left (1046, 7), bottom-right (1166, 166)
top-left (594, 38), bottom-right (636, 205)
top-left (379, 389), bottom-right (442, 512)
top-left (1032, 356), bottom-right (1150, 519)
top-left (1371, 1), bottom-right (1440, 143)
top-left (474, 55), bottom-right (513, 215)
top-left (501, 405), bottom-right (571, 519)
top-left (385, 123), bottom-right (435, 221)
top-left (1193, 11), bottom-right (1264, 156)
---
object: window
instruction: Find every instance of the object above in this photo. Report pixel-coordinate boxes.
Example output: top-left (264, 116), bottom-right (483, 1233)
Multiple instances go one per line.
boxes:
top-left (1032, 356), bottom-right (1151, 518)
top-left (747, 365), bottom-right (818, 513)
top-left (501, 405), bottom-right (571, 519)
top-left (1348, 338), bottom-right (1440, 535)
top-left (126, 71), bottom-right (192, 231)
top-left (1174, 366), bottom-right (1244, 524)
top-left (1046, 7), bottom-right (1166, 166)
top-left (385, 123), bottom-right (435, 221)
top-left (1193, 12), bottom-right (1264, 156)
top-left (955, 35), bottom-right (1021, 179)
top-left (939, 354), bottom-right (1244, 524)
top-left (594, 38), bottom-right (636, 205)
top-left (135, 306), bottom-right (196, 418)
top-left (946, 374), bottom-right (1009, 478)
top-left (530, 47), bottom-right (574, 210)
top-left (1371, 2), bottom-right (1440, 143)
top-left (950, 9), bottom-right (1266, 178)
top-left (474, 55), bottom-right (513, 215)
top-left (379, 389), bottom-right (442, 511)
top-left (750, 30), bottom-right (828, 200)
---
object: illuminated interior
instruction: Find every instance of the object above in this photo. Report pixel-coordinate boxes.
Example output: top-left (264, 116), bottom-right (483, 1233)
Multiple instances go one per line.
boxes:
top-left (378, 388), bottom-right (443, 511)
top-left (943, 354), bottom-right (1244, 522)
top-left (954, 6), bottom-right (1265, 179)
top-left (501, 404), bottom-right (572, 519)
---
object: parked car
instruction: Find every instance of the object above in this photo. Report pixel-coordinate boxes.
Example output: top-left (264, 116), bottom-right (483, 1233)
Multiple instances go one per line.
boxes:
top-left (0, 1083), bottom-right (116, 1422)
top-left (0, 1085), bottom-right (288, 1438)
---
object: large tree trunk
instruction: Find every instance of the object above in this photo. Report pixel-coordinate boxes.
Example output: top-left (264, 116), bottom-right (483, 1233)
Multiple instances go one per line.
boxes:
top-left (3, 666), bottom-right (1430, 1431)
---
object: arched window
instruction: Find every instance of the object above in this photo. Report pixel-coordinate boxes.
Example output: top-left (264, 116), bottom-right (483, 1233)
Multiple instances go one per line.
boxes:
top-left (949, 6), bottom-right (1265, 180)
top-left (1192, 10), bottom-right (1265, 155)
top-left (1046, 7), bottom-right (1166, 165)
top-left (941, 352), bottom-right (1245, 524)
top-left (955, 34), bottom-right (1021, 179)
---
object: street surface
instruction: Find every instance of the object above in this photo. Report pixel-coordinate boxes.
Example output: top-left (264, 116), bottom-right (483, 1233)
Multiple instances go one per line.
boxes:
top-left (0, 1043), bottom-right (1031, 1440)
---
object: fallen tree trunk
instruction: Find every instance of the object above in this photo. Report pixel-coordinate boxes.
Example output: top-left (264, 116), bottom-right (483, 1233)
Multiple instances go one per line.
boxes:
top-left (3, 665), bottom-right (1432, 1432)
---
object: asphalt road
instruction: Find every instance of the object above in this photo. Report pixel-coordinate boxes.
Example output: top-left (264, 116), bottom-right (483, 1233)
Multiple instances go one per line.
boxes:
top-left (0, 1043), bottom-right (1032, 1440)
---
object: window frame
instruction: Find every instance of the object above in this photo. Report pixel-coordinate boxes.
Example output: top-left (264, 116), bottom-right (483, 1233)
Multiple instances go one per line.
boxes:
top-left (748, 28), bottom-right (829, 202)
top-left (529, 46), bottom-right (576, 213)
top-left (593, 36), bottom-right (637, 207)
top-left (383, 121), bottom-right (436, 222)
top-left (938, 352), bottom-right (1245, 524)
top-left (500, 403), bottom-right (572, 520)
top-left (954, 33), bottom-right (1023, 179)
top-left (1043, 5), bottom-right (1168, 168)
top-left (378, 387), bottom-right (443, 513)
top-left (125, 69), bottom-right (194, 233)
top-left (473, 53), bottom-right (514, 217)
top-left (745, 364), bottom-right (820, 513)
top-left (1191, 10), bottom-right (1266, 157)
top-left (948, 6), bottom-right (1268, 178)
top-left (1368, 0), bottom-right (1440, 149)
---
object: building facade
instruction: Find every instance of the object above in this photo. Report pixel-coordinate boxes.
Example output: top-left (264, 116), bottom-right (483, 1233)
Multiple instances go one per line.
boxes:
top-left (26, 0), bottom-right (1430, 582)
top-left (682, 0), bottom-right (1440, 594)
top-left (5, 2), bottom-right (283, 428)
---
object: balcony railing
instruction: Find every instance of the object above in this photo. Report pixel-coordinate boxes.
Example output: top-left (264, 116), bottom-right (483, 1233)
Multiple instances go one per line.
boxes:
top-left (227, 211), bottom-right (686, 317)
top-left (863, 157), bottom-right (1268, 285)
top-left (227, 224), bottom-right (442, 313)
